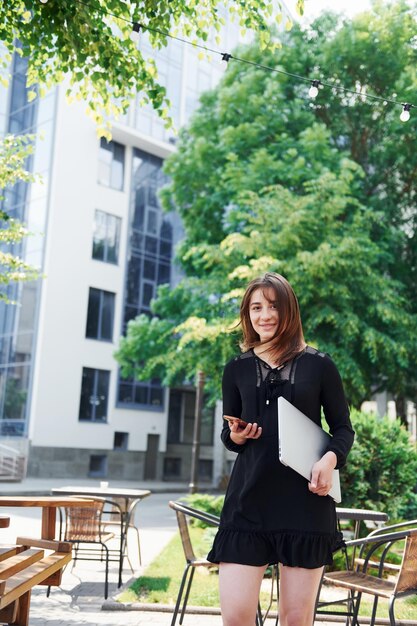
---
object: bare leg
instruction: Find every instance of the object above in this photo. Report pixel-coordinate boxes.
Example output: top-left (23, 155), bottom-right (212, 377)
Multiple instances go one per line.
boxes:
top-left (219, 562), bottom-right (268, 626)
top-left (279, 564), bottom-right (324, 626)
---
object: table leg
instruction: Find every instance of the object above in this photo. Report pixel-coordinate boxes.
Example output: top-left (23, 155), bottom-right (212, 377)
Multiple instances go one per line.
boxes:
top-left (117, 501), bottom-right (128, 587)
top-left (118, 529), bottom-right (124, 587)
top-left (41, 507), bottom-right (57, 540)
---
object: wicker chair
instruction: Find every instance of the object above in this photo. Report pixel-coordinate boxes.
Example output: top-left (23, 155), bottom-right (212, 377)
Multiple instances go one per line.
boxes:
top-left (323, 527), bottom-right (417, 626)
top-left (62, 498), bottom-right (116, 598)
top-left (168, 500), bottom-right (264, 626)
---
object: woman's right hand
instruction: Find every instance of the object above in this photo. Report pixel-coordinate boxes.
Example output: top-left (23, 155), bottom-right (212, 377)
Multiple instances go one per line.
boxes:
top-left (229, 422), bottom-right (262, 445)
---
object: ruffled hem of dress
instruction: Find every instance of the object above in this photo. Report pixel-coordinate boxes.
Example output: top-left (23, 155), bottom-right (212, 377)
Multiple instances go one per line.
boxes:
top-left (206, 527), bottom-right (345, 569)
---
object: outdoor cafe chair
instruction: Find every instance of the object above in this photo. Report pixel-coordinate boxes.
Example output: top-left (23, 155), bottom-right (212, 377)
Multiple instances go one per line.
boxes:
top-left (61, 498), bottom-right (119, 598)
top-left (168, 500), bottom-right (265, 626)
top-left (101, 496), bottom-right (141, 570)
top-left (322, 526), bottom-right (417, 626)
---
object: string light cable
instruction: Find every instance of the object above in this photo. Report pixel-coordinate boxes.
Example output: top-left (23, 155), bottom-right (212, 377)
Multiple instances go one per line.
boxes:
top-left (38, 0), bottom-right (415, 122)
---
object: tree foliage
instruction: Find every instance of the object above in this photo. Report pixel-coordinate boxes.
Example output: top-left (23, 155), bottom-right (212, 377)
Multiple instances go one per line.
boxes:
top-left (0, 0), bottom-right (303, 135)
top-left (0, 134), bottom-right (41, 302)
top-left (116, 2), bottom-right (417, 407)
top-left (340, 410), bottom-right (417, 519)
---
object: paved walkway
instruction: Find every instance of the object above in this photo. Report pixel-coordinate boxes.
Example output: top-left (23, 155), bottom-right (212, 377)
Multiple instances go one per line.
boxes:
top-left (1, 476), bottom-right (345, 625)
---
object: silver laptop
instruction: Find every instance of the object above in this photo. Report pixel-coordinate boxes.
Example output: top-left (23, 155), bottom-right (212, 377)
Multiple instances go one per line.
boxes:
top-left (278, 396), bottom-right (341, 503)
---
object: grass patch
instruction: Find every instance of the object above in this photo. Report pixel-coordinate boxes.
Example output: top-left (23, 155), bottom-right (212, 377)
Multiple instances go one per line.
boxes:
top-left (118, 526), bottom-right (220, 606)
top-left (118, 527), bottom-right (417, 620)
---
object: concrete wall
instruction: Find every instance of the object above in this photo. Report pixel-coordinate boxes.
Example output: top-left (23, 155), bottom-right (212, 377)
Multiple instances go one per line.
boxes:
top-left (28, 444), bottom-right (146, 480)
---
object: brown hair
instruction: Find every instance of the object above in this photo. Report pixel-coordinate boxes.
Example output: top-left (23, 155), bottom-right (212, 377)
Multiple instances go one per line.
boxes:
top-left (240, 272), bottom-right (305, 366)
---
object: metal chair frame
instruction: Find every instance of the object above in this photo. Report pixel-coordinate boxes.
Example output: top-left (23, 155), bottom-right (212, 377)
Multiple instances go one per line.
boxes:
top-left (322, 527), bottom-right (417, 626)
top-left (168, 500), bottom-right (265, 626)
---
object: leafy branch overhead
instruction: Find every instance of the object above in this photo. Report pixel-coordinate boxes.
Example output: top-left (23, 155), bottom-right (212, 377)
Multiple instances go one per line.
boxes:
top-left (0, 135), bottom-right (42, 302)
top-left (0, 0), bottom-right (304, 135)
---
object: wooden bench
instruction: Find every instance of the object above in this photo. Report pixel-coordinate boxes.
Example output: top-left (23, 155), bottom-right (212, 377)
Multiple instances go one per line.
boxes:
top-left (0, 535), bottom-right (71, 626)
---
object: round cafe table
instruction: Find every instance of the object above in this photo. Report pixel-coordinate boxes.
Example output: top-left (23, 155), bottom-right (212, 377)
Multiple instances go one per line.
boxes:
top-left (0, 496), bottom-right (96, 540)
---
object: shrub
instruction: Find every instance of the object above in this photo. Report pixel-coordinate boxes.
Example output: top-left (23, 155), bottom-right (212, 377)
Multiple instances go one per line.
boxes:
top-left (340, 409), bottom-right (417, 518)
top-left (182, 493), bottom-right (225, 528)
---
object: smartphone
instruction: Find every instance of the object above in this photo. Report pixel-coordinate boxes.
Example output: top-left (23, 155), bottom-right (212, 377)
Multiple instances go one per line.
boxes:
top-left (223, 415), bottom-right (249, 429)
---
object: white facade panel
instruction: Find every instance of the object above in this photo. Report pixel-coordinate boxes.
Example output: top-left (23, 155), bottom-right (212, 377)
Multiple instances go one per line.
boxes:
top-left (29, 86), bottom-right (170, 453)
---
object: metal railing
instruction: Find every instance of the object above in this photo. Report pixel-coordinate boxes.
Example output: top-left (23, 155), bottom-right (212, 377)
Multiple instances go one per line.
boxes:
top-left (0, 441), bottom-right (28, 481)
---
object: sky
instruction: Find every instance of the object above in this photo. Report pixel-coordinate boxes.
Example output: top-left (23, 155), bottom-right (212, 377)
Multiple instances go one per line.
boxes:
top-left (295, 0), bottom-right (372, 19)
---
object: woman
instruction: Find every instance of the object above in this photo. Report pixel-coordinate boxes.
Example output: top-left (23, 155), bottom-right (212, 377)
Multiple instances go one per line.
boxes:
top-left (207, 272), bottom-right (355, 626)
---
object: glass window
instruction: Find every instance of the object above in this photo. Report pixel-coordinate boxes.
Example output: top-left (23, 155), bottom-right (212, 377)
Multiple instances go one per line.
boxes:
top-left (86, 288), bottom-right (100, 338)
top-left (88, 454), bottom-right (108, 477)
top-left (198, 459), bottom-right (213, 481)
top-left (160, 219), bottom-right (173, 241)
top-left (114, 431), bottom-right (129, 450)
top-left (147, 209), bottom-right (158, 234)
top-left (183, 392), bottom-right (195, 444)
top-left (86, 288), bottom-right (115, 341)
top-left (163, 457), bottom-right (181, 478)
top-left (159, 240), bottom-right (172, 259)
top-left (157, 263), bottom-right (170, 286)
top-left (98, 138), bottom-right (125, 190)
top-left (143, 259), bottom-right (156, 281)
top-left (150, 386), bottom-right (164, 406)
top-left (79, 367), bottom-right (110, 422)
top-left (166, 388), bottom-right (214, 445)
top-left (201, 403), bottom-right (215, 445)
top-left (141, 282), bottom-right (154, 308)
top-left (134, 385), bottom-right (148, 404)
top-left (118, 149), bottom-right (174, 409)
top-left (123, 305), bottom-right (138, 329)
top-left (126, 257), bottom-right (141, 306)
top-left (92, 210), bottom-right (121, 263)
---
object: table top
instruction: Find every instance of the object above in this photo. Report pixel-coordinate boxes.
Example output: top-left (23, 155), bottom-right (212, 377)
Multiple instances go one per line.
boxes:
top-left (51, 486), bottom-right (152, 500)
top-left (0, 496), bottom-right (96, 508)
top-left (336, 507), bottom-right (388, 522)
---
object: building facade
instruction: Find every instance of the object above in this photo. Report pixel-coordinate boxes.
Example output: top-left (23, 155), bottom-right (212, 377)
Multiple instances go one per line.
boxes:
top-left (0, 21), bottom-right (252, 485)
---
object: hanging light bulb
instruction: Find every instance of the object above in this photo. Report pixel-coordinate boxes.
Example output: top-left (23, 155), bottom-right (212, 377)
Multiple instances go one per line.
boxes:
top-left (131, 22), bottom-right (141, 42)
top-left (39, 0), bottom-right (49, 4)
top-left (220, 53), bottom-right (232, 65)
top-left (400, 104), bottom-right (411, 122)
top-left (308, 80), bottom-right (320, 99)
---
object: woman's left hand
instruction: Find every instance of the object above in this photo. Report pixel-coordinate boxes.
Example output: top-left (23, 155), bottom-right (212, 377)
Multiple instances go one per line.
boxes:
top-left (308, 451), bottom-right (337, 497)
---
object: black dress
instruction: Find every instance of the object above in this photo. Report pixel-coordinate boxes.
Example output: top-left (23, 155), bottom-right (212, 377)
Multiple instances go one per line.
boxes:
top-left (207, 346), bottom-right (355, 569)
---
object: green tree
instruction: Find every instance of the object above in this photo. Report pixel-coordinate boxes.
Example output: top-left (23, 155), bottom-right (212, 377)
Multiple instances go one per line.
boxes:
top-left (266, 0), bottom-right (417, 410)
top-left (0, 0), bottom-right (303, 135)
top-left (116, 163), bottom-right (417, 405)
top-left (116, 2), bottom-right (417, 408)
top-left (0, 134), bottom-right (41, 302)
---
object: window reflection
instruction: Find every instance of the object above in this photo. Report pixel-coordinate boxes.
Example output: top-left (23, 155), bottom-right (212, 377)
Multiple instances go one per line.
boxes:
top-left (98, 138), bottom-right (125, 190)
top-left (118, 149), bottom-right (176, 409)
top-left (0, 50), bottom-right (54, 437)
top-left (79, 367), bottom-right (110, 422)
top-left (92, 210), bottom-right (121, 264)
top-left (86, 287), bottom-right (115, 342)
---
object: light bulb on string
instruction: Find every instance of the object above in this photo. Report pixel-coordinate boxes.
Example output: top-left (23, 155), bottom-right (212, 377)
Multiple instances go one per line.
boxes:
top-left (220, 53), bottom-right (232, 65)
top-left (400, 104), bottom-right (411, 122)
top-left (39, 0), bottom-right (48, 4)
top-left (131, 22), bottom-right (141, 42)
top-left (308, 80), bottom-right (320, 98)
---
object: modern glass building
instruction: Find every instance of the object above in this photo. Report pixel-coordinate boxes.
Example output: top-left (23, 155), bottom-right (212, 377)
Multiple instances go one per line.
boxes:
top-left (0, 14), bottom-right (254, 483)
